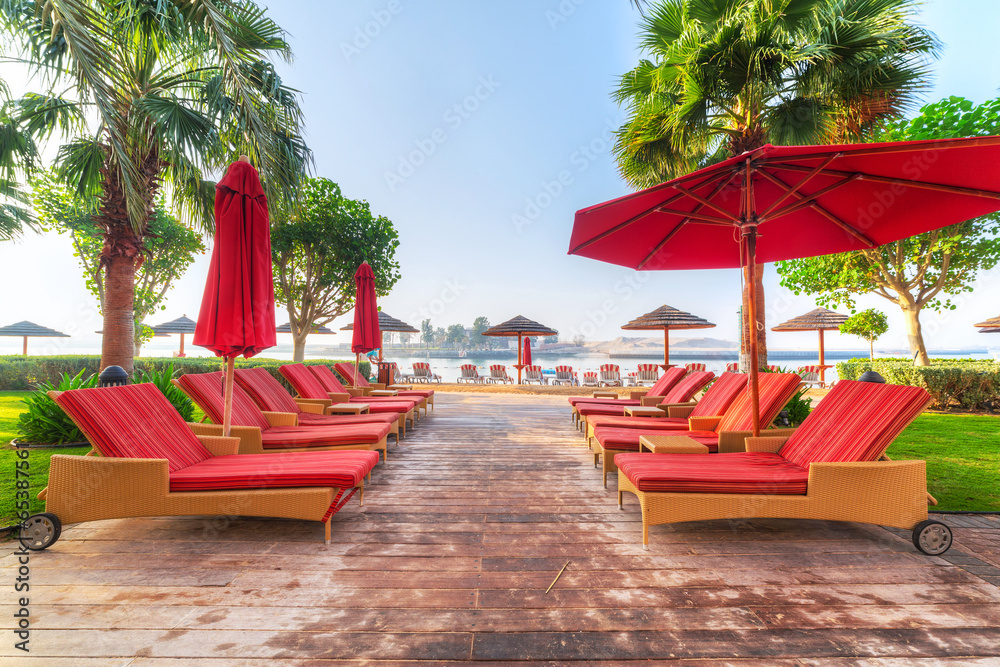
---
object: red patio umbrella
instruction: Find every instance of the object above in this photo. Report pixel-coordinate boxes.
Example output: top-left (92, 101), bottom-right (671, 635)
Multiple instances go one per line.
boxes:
top-left (193, 157), bottom-right (276, 436)
top-left (351, 261), bottom-right (381, 386)
top-left (570, 136), bottom-right (1000, 436)
top-left (523, 336), bottom-right (532, 367)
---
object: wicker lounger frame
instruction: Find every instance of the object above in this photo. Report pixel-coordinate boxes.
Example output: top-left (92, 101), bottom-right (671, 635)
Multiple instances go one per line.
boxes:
top-left (617, 435), bottom-right (930, 549)
top-left (40, 397), bottom-right (365, 545)
top-left (337, 368), bottom-right (432, 414)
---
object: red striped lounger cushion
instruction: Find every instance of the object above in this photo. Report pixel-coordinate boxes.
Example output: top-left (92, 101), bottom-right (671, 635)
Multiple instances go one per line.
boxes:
top-left (587, 415), bottom-right (690, 431)
top-left (234, 367), bottom-right (302, 413)
top-left (169, 450), bottom-right (380, 492)
top-left (279, 364), bottom-right (332, 400)
top-left (779, 380), bottom-right (931, 467)
top-left (716, 373), bottom-right (801, 432)
top-left (615, 452), bottom-right (808, 494)
top-left (177, 372), bottom-right (271, 431)
top-left (690, 372), bottom-right (747, 418)
top-left (659, 371), bottom-right (714, 404)
top-left (594, 426), bottom-right (721, 453)
top-left (334, 362), bottom-right (370, 387)
top-left (261, 423), bottom-right (391, 448)
top-left (296, 412), bottom-right (397, 427)
top-left (55, 384), bottom-right (211, 473)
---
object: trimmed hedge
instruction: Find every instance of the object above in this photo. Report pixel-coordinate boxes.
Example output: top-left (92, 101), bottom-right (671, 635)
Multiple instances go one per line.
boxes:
top-left (836, 358), bottom-right (1000, 411)
top-left (0, 355), bottom-right (371, 393)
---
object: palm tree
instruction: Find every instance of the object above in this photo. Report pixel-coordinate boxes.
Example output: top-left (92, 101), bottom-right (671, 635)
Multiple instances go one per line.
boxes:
top-left (0, 77), bottom-right (40, 241)
top-left (612, 0), bottom-right (937, 369)
top-left (0, 0), bottom-right (310, 372)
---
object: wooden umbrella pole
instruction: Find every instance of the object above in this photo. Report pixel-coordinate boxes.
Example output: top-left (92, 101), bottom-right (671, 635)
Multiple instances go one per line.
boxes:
top-left (355, 353), bottom-right (360, 386)
top-left (179, 333), bottom-right (185, 357)
top-left (222, 355), bottom-right (236, 438)
top-left (517, 333), bottom-right (523, 384)
top-left (22, 336), bottom-right (27, 356)
top-left (663, 327), bottom-right (669, 369)
top-left (818, 329), bottom-right (826, 386)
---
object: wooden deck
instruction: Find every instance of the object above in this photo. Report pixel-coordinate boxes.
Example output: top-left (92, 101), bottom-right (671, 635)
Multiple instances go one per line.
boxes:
top-left (3, 392), bottom-right (1000, 663)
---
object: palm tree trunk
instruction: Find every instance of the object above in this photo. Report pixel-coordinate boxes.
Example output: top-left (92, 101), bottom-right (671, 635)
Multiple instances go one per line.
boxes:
top-left (739, 265), bottom-right (768, 370)
top-left (103, 254), bottom-right (136, 373)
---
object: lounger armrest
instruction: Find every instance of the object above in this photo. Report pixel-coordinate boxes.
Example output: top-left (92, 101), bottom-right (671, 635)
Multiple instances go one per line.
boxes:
top-left (631, 389), bottom-right (650, 400)
top-left (187, 422), bottom-right (223, 437)
top-left (638, 395), bottom-right (664, 406)
top-left (229, 425), bottom-right (265, 454)
top-left (744, 436), bottom-right (790, 454)
top-left (370, 382), bottom-right (387, 390)
top-left (345, 387), bottom-right (367, 398)
top-left (806, 460), bottom-right (928, 515)
top-left (295, 400), bottom-right (324, 415)
top-left (718, 428), bottom-right (797, 453)
top-left (328, 392), bottom-right (352, 404)
top-left (45, 455), bottom-right (171, 523)
top-left (688, 415), bottom-right (722, 431)
top-left (667, 404), bottom-right (697, 419)
top-left (197, 435), bottom-right (241, 457)
top-left (655, 400), bottom-right (696, 411)
top-left (296, 397), bottom-right (332, 409)
top-left (264, 411), bottom-right (298, 427)
top-left (592, 391), bottom-right (618, 399)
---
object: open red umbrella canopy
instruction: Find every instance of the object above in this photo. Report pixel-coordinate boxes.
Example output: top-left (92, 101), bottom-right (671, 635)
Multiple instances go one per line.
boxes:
top-left (570, 137), bottom-right (1000, 270)
top-left (351, 262), bottom-right (380, 354)
top-left (193, 160), bottom-right (276, 358)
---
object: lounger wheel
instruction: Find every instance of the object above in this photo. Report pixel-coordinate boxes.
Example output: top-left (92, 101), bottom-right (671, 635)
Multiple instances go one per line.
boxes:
top-left (19, 513), bottom-right (61, 551)
top-left (912, 519), bottom-right (952, 556)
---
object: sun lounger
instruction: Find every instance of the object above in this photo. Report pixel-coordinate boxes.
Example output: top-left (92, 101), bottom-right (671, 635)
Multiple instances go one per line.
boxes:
top-left (633, 364), bottom-right (660, 387)
top-left (591, 373), bottom-right (802, 486)
top-left (569, 367), bottom-right (688, 425)
top-left (457, 364), bottom-right (485, 384)
top-left (598, 364), bottom-right (622, 387)
top-left (488, 364), bottom-right (515, 384)
top-left (234, 367), bottom-right (399, 441)
top-left (278, 364), bottom-right (416, 437)
top-left (726, 362), bottom-right (740, 372)
top-left (176, 372), bottom-right (392, 460)
top-left (334, 362), bottom-right (434, 412)
top-left (523, 365), bottom-right (546, 384)
top-left (18, 383), bottom-right (379, 550)
top-left (797, 365), bottom-right (823, 388)
top-left (408, 361), bottom-right (441, 383)
top-left (552, 365), bottom-right (577, 386)
top-left (614, 379), bottom-right (949, 554)
top-left (684, 363), bottom-right (706, 373)
top-left (581, 371), bottom-right (599, 387)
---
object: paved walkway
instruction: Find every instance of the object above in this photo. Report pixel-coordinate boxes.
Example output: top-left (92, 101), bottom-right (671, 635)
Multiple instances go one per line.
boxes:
top-left (3, 393), bottom-right (1000, 663)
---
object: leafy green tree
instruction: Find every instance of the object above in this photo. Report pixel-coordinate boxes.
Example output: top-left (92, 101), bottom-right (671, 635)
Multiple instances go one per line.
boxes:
top-left (445, 324), bottom-right (466, 348)
top-left (840, 309), bottom-right (888, 360)
top-left (777, 97), bottom-right (1000, 366)
top-left (433, 327), bottom-right (446, 347)
top-left (543, 335), bottom-right (559, 344)
top-left (0, 77), bottom-right (39, 241)
top-left (471, 316), bottom-right (490, 349)
top-left (32, 172), bottom-right (204, 354)
top-left (612, 0), bottom-right (937, 370)
top-left (272, 178), bottom-right (400, 361)
top-left (421, 318), bottom-right (434, 348)
top-left (0, 0), bottom-right (309, 372)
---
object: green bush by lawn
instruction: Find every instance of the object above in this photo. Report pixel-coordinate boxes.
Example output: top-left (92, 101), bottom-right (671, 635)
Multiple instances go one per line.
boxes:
top-left (837, 357), bottom-right (1000, 411)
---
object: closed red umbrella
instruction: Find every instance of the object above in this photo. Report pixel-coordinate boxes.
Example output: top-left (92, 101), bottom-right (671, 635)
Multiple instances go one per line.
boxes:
top-left (570, 136), bottom-right (1000, 435)
top-left (523, 336), bottom-right (532, 367)
top-left (351, 261), bottom-right (381, 386)
top-left (193, 157), bottom-right (276, 436)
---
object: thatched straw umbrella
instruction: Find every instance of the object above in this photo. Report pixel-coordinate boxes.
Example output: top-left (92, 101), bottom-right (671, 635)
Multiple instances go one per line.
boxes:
top-left (341, 311), bottom-right (419, 364)
top-left (975, 315), bottom-right (1000, 333)
top-left (153, 315), bottom-right (197, 357)
top-left (621, 305), bottom-right (715, 370)
top-left (482, 316), bottom-right (558, 383)
top-left (0, 320), bottom-right (70, 355)
top-left (771, 307), bottom-right (848, 385)
top-left (277, 322), bottom-right (335, 335)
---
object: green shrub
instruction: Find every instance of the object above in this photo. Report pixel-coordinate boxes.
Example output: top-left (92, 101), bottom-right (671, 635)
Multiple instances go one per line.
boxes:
top-left (836, 358), bottom-right (1000, 410)
top-left (763, 364), bottom-right (812, 425)
top-left (15, 369), bottom-right (98, 444)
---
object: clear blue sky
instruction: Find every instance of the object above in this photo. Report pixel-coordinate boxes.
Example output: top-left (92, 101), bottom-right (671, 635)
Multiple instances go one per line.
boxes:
top-left (1, 0), bottom-right (998, 355)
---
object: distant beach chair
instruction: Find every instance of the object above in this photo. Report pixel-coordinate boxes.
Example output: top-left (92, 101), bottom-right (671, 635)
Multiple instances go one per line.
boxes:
top-left (552, 365), bottom-right (577, 386)
top-left (634, 364), bottom-right (659, 386)
top-left (581, 371), bottom-right (599, 387)
top-left (457, 364), bottom-right (484, 384)
top-left (598, 364), bottom-right (622, 387)
top-left (488, 364), bottom-right (514, 384)
top-left (684, 363), bottom-right (707, 374)
top-left (766, 364), bottom-right (783, 373)
top-left (523, 365), bottom-right (546, 384)
top-left (726, 362), bottom-right (740, 372)
top-left (797, 365), bottom-right (823, 388)
top-left (408, 362), bottom-right (441, 383)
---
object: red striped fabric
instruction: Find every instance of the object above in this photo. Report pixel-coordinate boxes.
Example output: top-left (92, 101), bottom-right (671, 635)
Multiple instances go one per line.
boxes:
top-left (726, 363), bottom-right (740, 372)
top-left (169, 450), bottom-right (379, 492)
top-left (615, 452), bottom-right (808, 494)
top-left (648, 366), bottom-right (686, 396)
top-left (594, 426), bottom-right (721, 453)
top-left (684, 363), bottom-right (707, 373)
top-left (311, 365), bottom-right (348, 392)
top-left (586, 415), bottom-right (689, 431)
top-left (334, 362), bottom-right (370, 387)
top-left (297, 412), bottom-right (397, 427)
top-left (660, 371), bottom-right (715, 404)
top-left (177, 372), bottom-right (271, 431)
top-left (55, 384), bottom-right (211, 473)
top-left (717, 373), bottom-right (802, 432)
top-left (279, 364), bottom-right (331, 400)
top-left (575, 401), bottom-right (639, 417)
top-left (235, 367), bottom-right (300, 413)
top-left (779, 380), bottom-right (931, 467)
top-left (690, 372), bottom-right (747, 418)
top-left (600, 364), bottom-right (620, 373)
top-left (261, 423), bottom-right (390, 448)
top-left (569, 367), bottom-right (688, 408)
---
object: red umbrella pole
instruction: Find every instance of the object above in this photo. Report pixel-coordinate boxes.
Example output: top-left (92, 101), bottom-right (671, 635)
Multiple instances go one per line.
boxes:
top-left (355, 353), bottom-right (360, 386)
top-left (222, 356), bottom-right (236, 437)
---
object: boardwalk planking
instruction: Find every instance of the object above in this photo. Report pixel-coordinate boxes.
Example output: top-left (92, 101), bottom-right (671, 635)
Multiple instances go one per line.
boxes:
top-left (2, 392), bottom-right (999, 663)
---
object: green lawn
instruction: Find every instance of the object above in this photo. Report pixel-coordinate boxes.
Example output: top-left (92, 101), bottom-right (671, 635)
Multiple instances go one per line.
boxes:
top-left (1, 392), bottom-right (997, 528)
